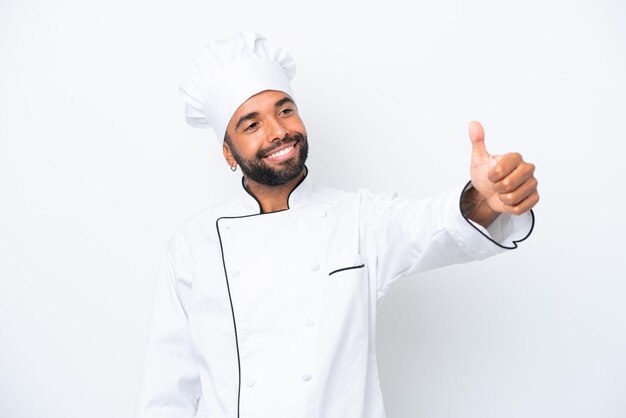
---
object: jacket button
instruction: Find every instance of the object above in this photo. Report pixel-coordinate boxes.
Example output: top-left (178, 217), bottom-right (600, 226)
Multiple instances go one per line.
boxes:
top-left (319, 209), bottom-right (327, 217)
top-left (311, 264), bottom-right (320, 272)
top-left (305, 319), bottom-right (314, 327)
top-left (301, 373), bottom-right (312, 382)
top-left (231, 269), bottom-right (240, 278)
top-left (223, 224), bottom-right (231, 230)
top-left (245, 378), bottom-right (255, 387)
top-left (241, 321), bottom-right (252, 331)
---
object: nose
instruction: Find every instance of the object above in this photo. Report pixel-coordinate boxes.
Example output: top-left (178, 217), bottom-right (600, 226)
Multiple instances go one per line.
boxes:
top-left (268, 117), bottom-right (289, 142)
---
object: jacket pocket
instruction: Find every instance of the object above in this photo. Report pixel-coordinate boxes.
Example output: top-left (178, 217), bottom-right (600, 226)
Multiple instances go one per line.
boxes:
top-left (328, 254), bottom-right (367, 277)
top-left (328, 264), bottom-right (365, 276)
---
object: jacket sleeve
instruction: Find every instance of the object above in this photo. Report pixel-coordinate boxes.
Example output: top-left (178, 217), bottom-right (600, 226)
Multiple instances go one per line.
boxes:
top-left (361, 182), bottom-right (534, 298)
top-left (135, 232), bottom-right (202, 418)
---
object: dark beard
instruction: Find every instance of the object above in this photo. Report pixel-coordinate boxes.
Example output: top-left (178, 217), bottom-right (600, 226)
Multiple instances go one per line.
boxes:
top-left (230, 133), bottom-right (309, 186)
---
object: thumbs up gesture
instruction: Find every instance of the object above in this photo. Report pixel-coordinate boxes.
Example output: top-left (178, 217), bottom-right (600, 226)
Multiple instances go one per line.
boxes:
top-left (463, 121), bottom-right (539, 226)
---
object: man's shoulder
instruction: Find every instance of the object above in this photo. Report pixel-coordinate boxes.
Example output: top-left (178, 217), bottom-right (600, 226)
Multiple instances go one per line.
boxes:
top-left (168, 181), bottom-right (398, 237)
top-left (307, 183), bottom-right (373, 215)
top-left (311, 182), bottom-right (397, 208)
top-left (168, 196), bottom-right (243, 243)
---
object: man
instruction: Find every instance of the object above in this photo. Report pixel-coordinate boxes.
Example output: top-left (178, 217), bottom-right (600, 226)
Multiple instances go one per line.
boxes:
top-left (135, 32), bottom-right (538, 418)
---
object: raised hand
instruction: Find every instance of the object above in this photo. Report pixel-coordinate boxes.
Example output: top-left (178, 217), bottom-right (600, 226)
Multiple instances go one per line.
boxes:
top-left (465, 121), bottom-right (539, 222)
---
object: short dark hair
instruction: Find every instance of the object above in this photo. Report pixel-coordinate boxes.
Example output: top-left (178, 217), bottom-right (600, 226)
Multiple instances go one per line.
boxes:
top-left (224, 133), bottom-right (232, 146)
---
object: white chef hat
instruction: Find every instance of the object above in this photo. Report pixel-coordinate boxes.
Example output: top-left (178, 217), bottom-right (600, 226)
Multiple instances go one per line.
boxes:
top-left (180, 32), bottom-right (296, 144)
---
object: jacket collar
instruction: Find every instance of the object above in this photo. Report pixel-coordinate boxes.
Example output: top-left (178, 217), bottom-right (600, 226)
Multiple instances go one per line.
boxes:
top-left (240, 166), bottom-right (311, 214)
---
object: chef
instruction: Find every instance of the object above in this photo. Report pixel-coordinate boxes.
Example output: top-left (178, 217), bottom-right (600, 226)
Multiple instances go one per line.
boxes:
top-left (135, 32), bottom-right (539, 418)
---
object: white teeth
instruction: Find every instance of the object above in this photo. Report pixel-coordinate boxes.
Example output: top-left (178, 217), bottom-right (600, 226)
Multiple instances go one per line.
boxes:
top-left (267, 145), bottom-right (294, 159)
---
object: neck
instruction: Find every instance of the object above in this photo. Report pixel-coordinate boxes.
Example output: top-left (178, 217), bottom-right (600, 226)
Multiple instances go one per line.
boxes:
top-left (244, 168), bottom-right (307, 213)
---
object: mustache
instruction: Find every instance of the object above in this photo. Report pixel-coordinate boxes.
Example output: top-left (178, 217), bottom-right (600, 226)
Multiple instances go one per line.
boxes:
top-left (257, 133), bottom-right (306, 158)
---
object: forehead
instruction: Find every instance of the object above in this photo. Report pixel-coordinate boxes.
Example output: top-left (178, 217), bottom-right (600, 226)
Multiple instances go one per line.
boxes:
top-left (231, 90), bottom-right (293, 118)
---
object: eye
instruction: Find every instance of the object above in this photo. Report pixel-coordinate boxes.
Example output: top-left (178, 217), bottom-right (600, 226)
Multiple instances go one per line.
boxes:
top-left (245, 122), bottom-right (258, 131)
top-left (280, 108), bottom-right (293, 116)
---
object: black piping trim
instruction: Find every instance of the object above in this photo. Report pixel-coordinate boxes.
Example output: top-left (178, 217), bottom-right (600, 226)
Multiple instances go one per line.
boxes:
top-left (214, 220), bottom-right (241, 418)
top-left (459, 180), bottom-right (535, 250)
top-left (241, 176), bottom-right (264, 213)
top-left (242, 165), bottom-right (309, 214)
top-left (328, 264), bottom-right (365, 276)
top-left (214, 166), bottom-right (309, 418)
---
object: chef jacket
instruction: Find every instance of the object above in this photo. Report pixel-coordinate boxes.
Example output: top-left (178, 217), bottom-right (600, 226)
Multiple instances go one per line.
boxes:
top-left (135, 169), bottom-right (533, 418)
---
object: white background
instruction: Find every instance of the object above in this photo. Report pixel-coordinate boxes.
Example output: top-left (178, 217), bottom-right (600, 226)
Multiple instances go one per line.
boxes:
top-left (1, 0), bottom-right (625, 417)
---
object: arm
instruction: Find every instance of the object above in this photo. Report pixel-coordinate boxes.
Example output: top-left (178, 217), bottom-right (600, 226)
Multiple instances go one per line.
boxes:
top-left (368, 121), bottom-right (539, 297)
top-left (364, 185), bottom-right (534, 297)
top-left (135, 234), bottom-right (201, 418)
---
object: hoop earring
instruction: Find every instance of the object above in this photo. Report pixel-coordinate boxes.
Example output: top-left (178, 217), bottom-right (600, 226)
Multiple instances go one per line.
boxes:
top-left (231, 165), bottom-right (237, 172)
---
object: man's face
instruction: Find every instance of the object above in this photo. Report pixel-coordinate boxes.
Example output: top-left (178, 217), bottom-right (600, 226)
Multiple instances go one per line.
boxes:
top-left (223, 90), bottom-right (308, 186)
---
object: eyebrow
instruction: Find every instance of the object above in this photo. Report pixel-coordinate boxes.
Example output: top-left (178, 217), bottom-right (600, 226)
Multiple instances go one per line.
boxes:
top-left (235, 112), bottom-right (259, 131)
top-left (275, 96), bottom-right (295, 108)
top-left (234, 96), bottom-right (297, 131)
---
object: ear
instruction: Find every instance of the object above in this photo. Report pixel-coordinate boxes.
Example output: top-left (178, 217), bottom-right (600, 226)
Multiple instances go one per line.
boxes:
top-left (223, 141), bottom-right (236, 167)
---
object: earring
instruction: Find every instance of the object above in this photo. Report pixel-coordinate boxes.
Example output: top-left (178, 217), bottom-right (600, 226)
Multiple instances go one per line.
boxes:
top-left (231, 164), bottom-right (237, 172)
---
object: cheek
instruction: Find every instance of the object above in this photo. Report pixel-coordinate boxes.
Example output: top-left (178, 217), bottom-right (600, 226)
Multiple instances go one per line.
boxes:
top-left (289, 116), bottom-right (306, 134)
top-left (228, 135), bottom-right (262, 160)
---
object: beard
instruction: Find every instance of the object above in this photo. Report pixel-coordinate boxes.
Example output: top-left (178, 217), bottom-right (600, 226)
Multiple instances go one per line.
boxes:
top-left (230, 133), bottom-right (309, 186)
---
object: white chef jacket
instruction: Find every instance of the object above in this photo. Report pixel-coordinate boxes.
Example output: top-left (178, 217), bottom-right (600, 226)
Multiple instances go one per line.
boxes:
top-left (135, 169), bottom-right (533, 418)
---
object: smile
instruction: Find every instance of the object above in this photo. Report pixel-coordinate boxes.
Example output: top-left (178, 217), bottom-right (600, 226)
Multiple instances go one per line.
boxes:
top-left (264, 142), bottom-right (297, 161)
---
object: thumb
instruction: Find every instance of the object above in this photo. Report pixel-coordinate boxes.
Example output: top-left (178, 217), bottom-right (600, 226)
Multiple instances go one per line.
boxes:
top-left (489, 154), bottom-right (501, 169)
top-left (468, 120), bottom-right (491, 161)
